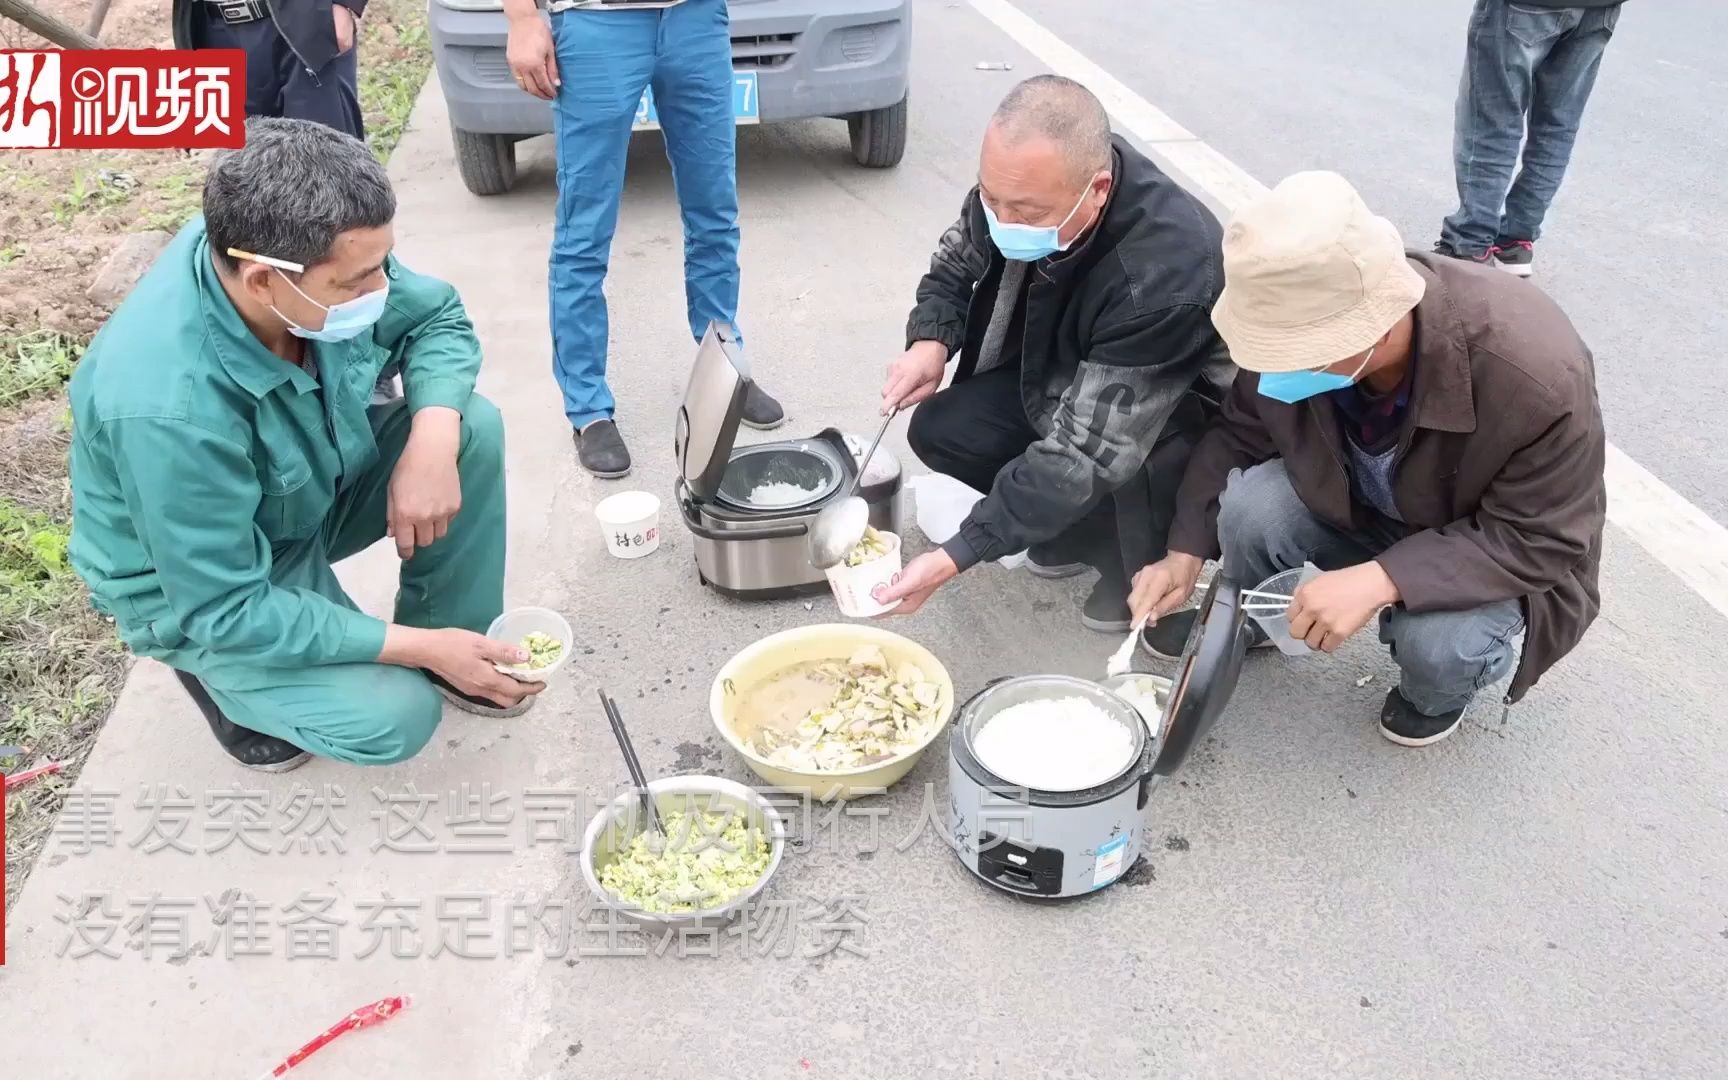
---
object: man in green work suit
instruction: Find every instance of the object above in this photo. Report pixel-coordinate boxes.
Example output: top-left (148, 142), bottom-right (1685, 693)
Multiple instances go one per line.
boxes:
top-left (69, 118), bottom-right (544, 773)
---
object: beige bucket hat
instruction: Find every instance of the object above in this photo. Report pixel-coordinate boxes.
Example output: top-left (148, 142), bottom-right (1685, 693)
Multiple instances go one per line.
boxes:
top-left (1210, 171), bottom-right (1426, 374)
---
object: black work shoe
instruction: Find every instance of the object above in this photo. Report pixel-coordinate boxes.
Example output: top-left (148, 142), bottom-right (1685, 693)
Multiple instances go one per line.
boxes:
top-left (1139, 601), bottom-right (1277, 662)
top-left (739, 383), bottom-right (786, 431)
top-left (427, 672), bottom-right (536, 719)
top-left (575, 419), bottom-right (632, 479)
top-left (1378, 687), bottom-right (1465, 747)
top-left (1492, 239), bottom-right (1535, 278)
top-left (1026, 543), bottom-right (1087, 580)
top-left (1432, 240), bottom-right (1496, 267)
top-left (1080, 572), bottom-right (1133, 633)
top-left (172, 670), bottom-right (311, 773)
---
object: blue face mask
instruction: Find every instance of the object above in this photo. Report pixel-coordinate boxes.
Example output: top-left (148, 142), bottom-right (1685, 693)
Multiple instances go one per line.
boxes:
top-left (273, 269), bottom-right (389, 343)
top-left (1256, 346), bottom-right (1376, 405)
top-left (982, 180), bottom-right (1098, 262)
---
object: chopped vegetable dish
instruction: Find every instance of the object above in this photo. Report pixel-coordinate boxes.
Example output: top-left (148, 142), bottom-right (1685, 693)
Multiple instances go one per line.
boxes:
top-left (756, 644), bottom-right (943, 772)
top-left (598, 809), bottom-right (773, 913)
top-left (841, 527), bottom-right (892, 568)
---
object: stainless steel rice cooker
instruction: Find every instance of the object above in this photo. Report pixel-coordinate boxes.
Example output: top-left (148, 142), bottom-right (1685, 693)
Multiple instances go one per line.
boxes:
top-left (947, 579), bottom-right (1253, 898)
top-left (675, 322), bottom-right (903, 599)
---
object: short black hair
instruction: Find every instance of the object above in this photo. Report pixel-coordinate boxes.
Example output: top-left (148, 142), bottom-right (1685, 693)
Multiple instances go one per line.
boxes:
top-left (204, 117), bottom-right (395, 273)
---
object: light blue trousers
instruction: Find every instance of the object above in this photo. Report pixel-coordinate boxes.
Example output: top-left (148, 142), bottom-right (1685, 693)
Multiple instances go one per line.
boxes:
top-left (549, 0), bottom-right (743, 429)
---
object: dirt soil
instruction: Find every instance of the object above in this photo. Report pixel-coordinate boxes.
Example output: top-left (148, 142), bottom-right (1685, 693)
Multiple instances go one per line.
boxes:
top-left (0, 0), bottom-right (186, 337)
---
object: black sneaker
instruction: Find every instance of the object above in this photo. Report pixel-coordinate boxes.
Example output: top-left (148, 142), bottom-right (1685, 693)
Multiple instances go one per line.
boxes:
top-left (1492, 239), bottom-right (1534, 278)
top-left (1432, 240), bottom-right (1496, 267)
top-left (1378, 687), bottom-right (1465, 747)
top-left (427, 672), bottom-right (537, 718)
top-left (575, 418), bottom-right (632, 479)
top-left (740, 383), bottom-right (786, 431)
top-left (1026, 542), bottom-right (1087, 580)
top-left (172, 670), bottom-right (311, 773)
top-left (1080, 572), bottom-right (1132, 633)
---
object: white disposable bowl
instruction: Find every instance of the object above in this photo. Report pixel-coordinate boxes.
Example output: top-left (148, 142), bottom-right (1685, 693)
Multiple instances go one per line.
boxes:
top-left (595, 491), bottom-right (662, 559)
top-left (824, 530), bottom-right (903, 618)
top-left (485, 606), bottom-right (574, 682)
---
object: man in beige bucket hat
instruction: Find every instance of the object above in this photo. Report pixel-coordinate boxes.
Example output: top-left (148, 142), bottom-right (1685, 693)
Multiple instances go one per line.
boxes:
top-left (1130, 171), bottom-right (1605, 748)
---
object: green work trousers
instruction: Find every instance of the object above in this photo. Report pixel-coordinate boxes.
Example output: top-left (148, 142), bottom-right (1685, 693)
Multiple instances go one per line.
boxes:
top-left (198, 395), bottom-right (508, 764)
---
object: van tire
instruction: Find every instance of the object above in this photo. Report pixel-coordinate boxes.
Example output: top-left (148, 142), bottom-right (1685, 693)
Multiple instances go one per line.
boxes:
top-left (847, 94), bottom-right (908, 169)
top-left (452, 125), bottom-right (517, 196)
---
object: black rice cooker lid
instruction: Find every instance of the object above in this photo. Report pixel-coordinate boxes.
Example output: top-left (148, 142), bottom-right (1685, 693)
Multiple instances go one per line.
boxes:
top-left (676, 321), bottom-right (749, 501)
top-left (1150, 576), bottom-right (1254, 777)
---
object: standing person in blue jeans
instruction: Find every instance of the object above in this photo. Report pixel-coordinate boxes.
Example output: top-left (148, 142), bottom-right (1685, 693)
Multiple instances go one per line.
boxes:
top-left (1435, 0), bottom-right (1625, 278)
top-left (503, 0), bottom-right (785, 478)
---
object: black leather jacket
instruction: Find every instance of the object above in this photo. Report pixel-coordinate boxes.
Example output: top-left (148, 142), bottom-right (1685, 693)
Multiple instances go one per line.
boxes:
top-left (904, 135), bottom-right (1231, 571)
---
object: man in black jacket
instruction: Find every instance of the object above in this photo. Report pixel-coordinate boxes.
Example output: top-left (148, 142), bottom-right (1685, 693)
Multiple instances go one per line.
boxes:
top-left (1435, 0), bottom-right (1625, 276)
top-left (172, 0), bottom-right (366, 142)
top-left (875, 76), bottom-right (1230, 631)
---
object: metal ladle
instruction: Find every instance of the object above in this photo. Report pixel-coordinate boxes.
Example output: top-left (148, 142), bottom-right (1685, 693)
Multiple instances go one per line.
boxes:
top-left (808, 407), bottom-right (898, 570)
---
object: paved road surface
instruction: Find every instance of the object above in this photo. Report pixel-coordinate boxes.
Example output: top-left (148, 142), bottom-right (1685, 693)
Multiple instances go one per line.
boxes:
top-left (2, 3), bottom-right (1725, 1078)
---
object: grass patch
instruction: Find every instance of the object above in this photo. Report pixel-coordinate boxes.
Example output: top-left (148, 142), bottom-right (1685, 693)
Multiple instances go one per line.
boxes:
top-left (0, 428), bottom-right (127, 911)
top-left (52, 167), bottom-right (137, 225)
top-left (360, 0), bottom-right (435, 162)
top-left (0, 330), bottom-right (83, 408)
top-left (141, 169), bottom-right (205, 234)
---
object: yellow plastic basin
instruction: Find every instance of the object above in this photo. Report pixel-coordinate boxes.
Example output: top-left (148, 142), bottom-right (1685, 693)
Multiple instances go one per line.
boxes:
top-left (709, 623), bottom-right (956, 802)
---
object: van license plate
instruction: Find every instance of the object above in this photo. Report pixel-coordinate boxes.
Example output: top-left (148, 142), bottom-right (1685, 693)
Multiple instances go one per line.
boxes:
top-left (633, 71), bottom-right (760, 132)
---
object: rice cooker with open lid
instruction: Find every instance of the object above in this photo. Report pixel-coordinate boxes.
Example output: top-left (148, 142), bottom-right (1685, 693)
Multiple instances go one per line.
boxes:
top-left (947, 579), bottom-right (1254, 898)
top-left (675, 322), bottom-right (903, 599)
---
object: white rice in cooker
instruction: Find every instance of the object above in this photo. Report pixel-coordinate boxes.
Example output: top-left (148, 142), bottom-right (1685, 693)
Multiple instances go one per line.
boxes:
top-left (747, 481), bottom-right (817, 507)
top-left (972, 696), bottom-right (1136, 791)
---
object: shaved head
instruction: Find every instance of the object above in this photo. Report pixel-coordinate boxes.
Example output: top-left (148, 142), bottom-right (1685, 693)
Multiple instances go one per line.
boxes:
top-left (989, 75), bottom-right (1112, 185)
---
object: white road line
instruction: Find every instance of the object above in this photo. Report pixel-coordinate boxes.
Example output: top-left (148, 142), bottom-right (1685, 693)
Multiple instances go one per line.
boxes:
top-left (968, 0), bottom-right (1728, 622)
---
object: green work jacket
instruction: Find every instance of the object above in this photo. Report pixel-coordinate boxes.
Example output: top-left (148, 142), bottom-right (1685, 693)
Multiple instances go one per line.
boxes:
top-left (67, 217), bottom-right (480, 676)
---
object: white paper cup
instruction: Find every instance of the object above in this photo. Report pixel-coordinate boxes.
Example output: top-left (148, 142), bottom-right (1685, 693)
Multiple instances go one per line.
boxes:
top-left (595, 491), bottom-right (661, 560)
top-left (486, 606), bottom-right (575, 682)
top-left (824, 531), bottom-right (904, 618)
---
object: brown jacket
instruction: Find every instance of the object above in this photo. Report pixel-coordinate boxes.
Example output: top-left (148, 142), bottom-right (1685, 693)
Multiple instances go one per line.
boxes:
top-left (1168, 252), bottom-right (1606, 702)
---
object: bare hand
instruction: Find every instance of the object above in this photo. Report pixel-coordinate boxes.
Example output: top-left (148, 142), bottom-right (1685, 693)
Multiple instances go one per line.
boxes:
top-left (332, 3), bottom-right (357, 54)
top-left (388, 408), bottom-right (462, 560)
top-left (420, 629), bottom-right (544, 708)
top-left (1285, 561), bottom-right (1400, 653)
top-left (881, 341), bottom-right (949, 414)
top-left (872, 549), bottom-right (959, 616)
top-left (1128, 552), bottom-right (1203, 626)
top-left (506, 12), bottom-right (560, 100)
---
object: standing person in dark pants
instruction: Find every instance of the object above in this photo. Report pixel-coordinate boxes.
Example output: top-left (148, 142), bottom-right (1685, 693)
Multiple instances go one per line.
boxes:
top-left (171, 0), bottom-right (367, 143)
top-left (1435, 0), bottom-right (1625, 277)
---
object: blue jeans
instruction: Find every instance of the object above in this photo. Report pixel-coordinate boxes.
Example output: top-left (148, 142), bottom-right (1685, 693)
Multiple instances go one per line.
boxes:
top-left (1440, 0), bottom-right (1622, 256)
top-left (548, 0), bottom-right (742, 429)
top-left (1217, 461), bottom-right (1525, 718)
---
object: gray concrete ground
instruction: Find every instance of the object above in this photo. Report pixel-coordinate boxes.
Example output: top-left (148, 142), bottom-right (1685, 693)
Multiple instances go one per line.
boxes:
top-left (3, 3), bottom-right (1727, 1077)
